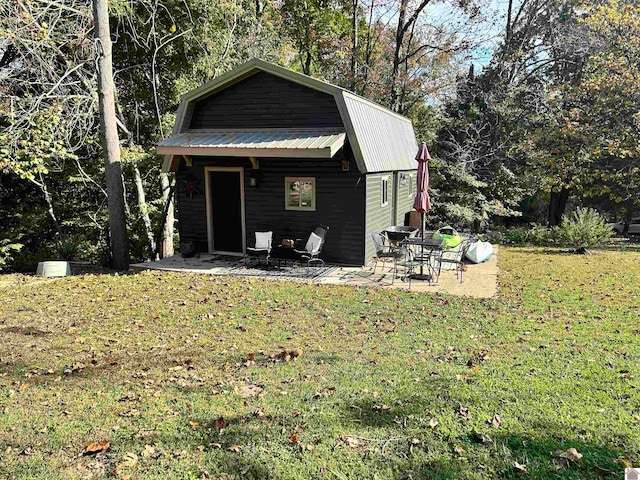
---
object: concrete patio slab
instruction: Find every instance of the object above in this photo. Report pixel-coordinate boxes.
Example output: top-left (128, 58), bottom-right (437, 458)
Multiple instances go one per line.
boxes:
top-left (131, 246), bottom-right (499, 298)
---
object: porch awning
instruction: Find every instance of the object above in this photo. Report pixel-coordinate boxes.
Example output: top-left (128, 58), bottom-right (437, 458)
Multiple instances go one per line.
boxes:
top-left (159, 129), bottom-right (346, 171)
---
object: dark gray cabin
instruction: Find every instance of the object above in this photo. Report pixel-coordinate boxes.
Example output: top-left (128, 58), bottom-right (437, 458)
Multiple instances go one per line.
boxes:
top-left (158, 58), bottom-right (419, 266)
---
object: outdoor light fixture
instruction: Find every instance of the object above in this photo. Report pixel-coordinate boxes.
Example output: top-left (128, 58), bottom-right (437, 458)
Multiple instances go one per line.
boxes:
top-left (341, 159), bottom-right (349, 171)
top-left (247, 169), bottom-right (262, 187)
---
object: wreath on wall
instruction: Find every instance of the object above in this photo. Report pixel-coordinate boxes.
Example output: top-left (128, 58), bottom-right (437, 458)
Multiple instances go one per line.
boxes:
top-left (181, 174), bottom-right (203, 199)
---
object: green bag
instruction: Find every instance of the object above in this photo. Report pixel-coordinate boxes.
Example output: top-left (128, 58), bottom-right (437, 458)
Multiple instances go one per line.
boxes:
top-left (433, 226), bottom-right (461, 248)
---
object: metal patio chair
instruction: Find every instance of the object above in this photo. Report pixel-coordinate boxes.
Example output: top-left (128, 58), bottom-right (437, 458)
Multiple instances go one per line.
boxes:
top-left (245, 231), bottom-right (273, 266)
top-left (292, 225), bottom-right (330, 267)
top-left (434, 237), bottom-right (475, 283)
top-left (371, 231), bottom-right (405, 284)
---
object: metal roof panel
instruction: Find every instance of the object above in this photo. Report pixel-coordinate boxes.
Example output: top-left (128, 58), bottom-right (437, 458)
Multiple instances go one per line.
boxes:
top-left (341, 93), bottom-right (418, 173)
top-left (158, 130), bottom-right (346, 168)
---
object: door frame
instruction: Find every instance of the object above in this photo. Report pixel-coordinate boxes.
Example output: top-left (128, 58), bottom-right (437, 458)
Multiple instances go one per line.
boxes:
top-left (204, 166), bottom-right (246, 255)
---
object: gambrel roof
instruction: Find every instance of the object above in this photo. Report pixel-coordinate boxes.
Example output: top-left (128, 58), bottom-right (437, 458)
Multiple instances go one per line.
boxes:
top-left (159, 58), bottom-right (418, 174)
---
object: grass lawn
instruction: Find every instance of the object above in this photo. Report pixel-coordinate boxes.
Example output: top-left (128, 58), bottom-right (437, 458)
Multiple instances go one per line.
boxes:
top-left (1, 248), bottom-right (639, 479)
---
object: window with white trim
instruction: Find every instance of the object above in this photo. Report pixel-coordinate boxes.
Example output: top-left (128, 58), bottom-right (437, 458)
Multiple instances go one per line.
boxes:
top-left (381, 176), bottom-right (389, 206)
top-left (285, 177), bottom-right (316, 211)
top-left (407, 173), bottom-right (416, 197)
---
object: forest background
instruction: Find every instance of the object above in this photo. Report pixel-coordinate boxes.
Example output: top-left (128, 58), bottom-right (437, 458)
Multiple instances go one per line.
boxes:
top-left (1, 0), bottom-right (638, 269)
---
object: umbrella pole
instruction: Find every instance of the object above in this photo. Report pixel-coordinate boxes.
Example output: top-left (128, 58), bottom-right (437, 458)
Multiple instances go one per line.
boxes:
top-left (409, 211), bottom-right (430, 281)
top-left (420, 211), bottom-right (424, 276)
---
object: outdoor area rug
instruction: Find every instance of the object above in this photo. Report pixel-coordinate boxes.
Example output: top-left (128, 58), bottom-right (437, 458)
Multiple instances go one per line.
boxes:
top-left (203, 254), bottom-right (245, 266)
top-left (227, 264), bottom-right (336, 281)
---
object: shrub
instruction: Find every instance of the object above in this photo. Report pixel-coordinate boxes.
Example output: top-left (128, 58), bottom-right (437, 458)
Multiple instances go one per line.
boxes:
top-left (0, 240), bottom-right (23, 270)
top-left (57, 240), bottom-right (77, 260)
top-left (527, 224), bottom-right (555, 246)
top-left (491, 224), bottom-right (556, 246)
top-left (558, 207), bottom-right (613, 252)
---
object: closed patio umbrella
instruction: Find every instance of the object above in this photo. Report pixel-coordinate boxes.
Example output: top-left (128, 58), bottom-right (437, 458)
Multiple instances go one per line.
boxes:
top-left (412, 142), bottom-right (432, 279)
top-left (413, 142), bottom-right (431, 216)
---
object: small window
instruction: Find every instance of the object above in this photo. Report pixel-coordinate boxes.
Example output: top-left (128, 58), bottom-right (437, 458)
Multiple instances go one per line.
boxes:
top-left (407, 173), bottom-right (416, 197)
top-left (381, 176), bottom-right (389, 206)
top-left (285, 177), bottom-right (316, 211)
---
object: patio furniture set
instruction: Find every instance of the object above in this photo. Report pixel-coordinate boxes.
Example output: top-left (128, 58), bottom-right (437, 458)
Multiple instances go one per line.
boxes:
top-left (372, 226), bottom-right (475, 285)
top-left (245, 225), bottom-right (329, 268)
top-left (245, 221), bottom-right (475, 287)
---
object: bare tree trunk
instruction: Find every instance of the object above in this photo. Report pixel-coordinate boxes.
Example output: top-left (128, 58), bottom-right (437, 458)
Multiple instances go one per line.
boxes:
top-left (93, 0), bottom-right (129, 270)
top-left (389, 0), bottom-right (408, 111)
top-left (361, 0), bottom-right (376, 96)
top-left (35, 173), bottom-right (63, 246)
top-left (506, 0), bottom-right (513, 46)
top-left (389, 0), bottom-right (430, 112)
top-left (623, 200), bottom-right (634, 235)
top-left (548, 187), bottom-right (569, 227)
top-left (159, 173), bottom-right (175, 258)
top-left (350, 0), bottom-right (358, 92)
top-left (133, 164), bottom-right (157, 260)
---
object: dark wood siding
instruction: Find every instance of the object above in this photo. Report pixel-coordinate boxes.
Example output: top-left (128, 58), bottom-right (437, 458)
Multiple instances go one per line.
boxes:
top-left (176, 150), bottom-right (366, 265)
top-left (188, 72), bottom-right (343, 130)
top-left (175, 163), bottom-right (209, 252)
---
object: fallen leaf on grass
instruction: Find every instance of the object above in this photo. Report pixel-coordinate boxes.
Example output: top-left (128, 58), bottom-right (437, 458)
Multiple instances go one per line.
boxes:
top-left (471, 430), bottom-right (492, 444)
top-left (141, 444), bottom-right (158, 459)
top-left (214, 416), bottom-right (228, 430)
top-left (489, 414), bottom-right (502, 427)
top-left (343, 436), bottom-right (362, 448)
top-left (83, 442), bottom-right (110, 455)
top-left (115, 452), bottom-right (138, 474)
top-left (553, 447), bottom-right (582, 462)
top-left (20, 447), bottom-right (37, 456)
top-left (513, 461), bottom-right (527, 472)
top-left (273, 348), bottom-right (304, 362)
top-left (618, 457), bottom-right (633, 469)
top-left (63, 363), bottom-right (85, 375)
top-left (312, 387), bottom-right (336, 399)
top-left (236, 383), bottom-right (265, 398)
top-left (458, 405), bottom-right (469, 421)
top-left (552, 448), bottom-right (583, 469)
top-left (429, 417), bottom-right (439, 429)
top-left (288, 434), bottom-right (299, 444)
top-left (120, 409), bottom-right (140, 418)
top-left (227, 444), bottom-right (242, 452)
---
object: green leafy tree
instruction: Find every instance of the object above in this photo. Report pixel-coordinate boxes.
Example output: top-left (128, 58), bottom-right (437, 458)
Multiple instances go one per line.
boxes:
top-left (573, 0), bottom-right (640, 230)
top-left (436, 0), bottom-right (595, 227)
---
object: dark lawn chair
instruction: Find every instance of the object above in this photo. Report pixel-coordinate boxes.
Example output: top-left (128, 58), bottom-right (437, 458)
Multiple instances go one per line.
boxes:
top-left (435, 237), bottom-right (475, 283)
top-left (371, 232), bottom-right (405, 284)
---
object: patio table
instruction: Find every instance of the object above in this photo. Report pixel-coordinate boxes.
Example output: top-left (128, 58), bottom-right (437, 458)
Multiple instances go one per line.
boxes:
top-left (400, 236), bottom-right (444, 285)
top-left (383, 225), bottom-right (419, 244)
top-left (269, 244), bottom-right (299, 266)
